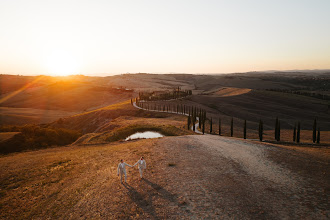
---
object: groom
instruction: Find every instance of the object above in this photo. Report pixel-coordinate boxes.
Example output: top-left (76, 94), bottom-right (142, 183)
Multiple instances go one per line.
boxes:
top-left (117, 159), bottom-right (133, 184)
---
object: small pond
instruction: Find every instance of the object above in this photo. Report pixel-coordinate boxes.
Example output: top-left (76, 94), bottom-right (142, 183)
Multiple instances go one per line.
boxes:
top-left (125, 131), bottom-right (164, 141)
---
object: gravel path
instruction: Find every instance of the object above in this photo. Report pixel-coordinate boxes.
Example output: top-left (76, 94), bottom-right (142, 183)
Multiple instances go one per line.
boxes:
top-left (152, 135), bottom-right (329, 219)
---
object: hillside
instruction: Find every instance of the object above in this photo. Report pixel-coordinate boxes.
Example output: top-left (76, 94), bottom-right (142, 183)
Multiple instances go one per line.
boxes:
top-left (1, 135), bottom-right (328, 219)
top-left (0, 75), bottom-right (135, 125)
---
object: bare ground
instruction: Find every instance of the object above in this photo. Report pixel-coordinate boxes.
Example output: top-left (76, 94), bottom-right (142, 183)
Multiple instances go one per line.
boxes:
top-left (1, 134), bottom-right (329, 219)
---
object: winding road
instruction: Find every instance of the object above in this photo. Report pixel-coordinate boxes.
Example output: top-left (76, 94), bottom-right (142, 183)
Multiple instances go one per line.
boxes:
top-left (150, 134), bottom-right (329, 219)
top-left (132, 101), bottom-right (329, 219)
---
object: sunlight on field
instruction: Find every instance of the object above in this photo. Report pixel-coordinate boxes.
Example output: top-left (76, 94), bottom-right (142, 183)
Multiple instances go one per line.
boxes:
top-left (0, 75), bottom-right (45, 104)
top-left (214, 87), bottom-right (252, 97)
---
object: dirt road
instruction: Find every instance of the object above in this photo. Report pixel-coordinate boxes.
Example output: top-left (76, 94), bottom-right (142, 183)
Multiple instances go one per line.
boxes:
top-left (150, 135), bottom-right (329, 219)
top-left (1, 135), bottom-right (329, 219)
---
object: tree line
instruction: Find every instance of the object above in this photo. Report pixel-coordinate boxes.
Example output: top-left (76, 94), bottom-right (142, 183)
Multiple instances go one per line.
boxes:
top-left (134, 99), bottom-right (323, 144)
top-left (137, 87), bottom-right (192, 101)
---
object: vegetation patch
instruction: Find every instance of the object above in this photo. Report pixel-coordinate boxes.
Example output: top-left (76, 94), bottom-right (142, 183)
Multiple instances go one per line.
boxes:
top-left (0, 125), bottom-right (81, 154)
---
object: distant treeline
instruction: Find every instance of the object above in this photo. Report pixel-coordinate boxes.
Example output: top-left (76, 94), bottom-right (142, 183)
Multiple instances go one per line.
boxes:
top-left (0, 125), bottom-right (81, 154)
top-left (261, 75), bottom-right (330, 90)
top-left (266, 88), bottom-right (330, 101)
top-left (138, 87), bottom-right (192, 101)
top-left (89, 86), bottom-right (134, 93)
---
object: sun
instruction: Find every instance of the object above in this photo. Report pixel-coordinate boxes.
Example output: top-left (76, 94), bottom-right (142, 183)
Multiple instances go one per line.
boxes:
top-left (45, 50), bottom-right (80, 76)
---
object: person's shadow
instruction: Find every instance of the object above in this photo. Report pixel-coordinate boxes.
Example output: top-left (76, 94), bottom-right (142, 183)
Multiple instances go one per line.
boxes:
top-left (142, 178), bottom-right (177, 203)
top-left (123, 179), bottom-right (177, 218)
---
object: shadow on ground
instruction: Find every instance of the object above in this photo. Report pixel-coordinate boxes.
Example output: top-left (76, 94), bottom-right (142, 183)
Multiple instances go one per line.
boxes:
top-left (123, 179), bottom-right (177, 218)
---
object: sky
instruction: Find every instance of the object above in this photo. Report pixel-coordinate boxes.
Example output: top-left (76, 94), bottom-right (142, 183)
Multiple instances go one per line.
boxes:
top-left (0, 0), bottom-right (329, 76)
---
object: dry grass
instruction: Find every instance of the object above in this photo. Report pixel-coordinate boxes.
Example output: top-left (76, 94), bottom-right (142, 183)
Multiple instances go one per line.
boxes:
top-left (0, 138), bottom-right (170, 219)
top-left (210, 87), bottom-right (252, 97)
top-left (0, 107), bottom-right (76, 125)
top-left (73, 115), bottom-right (194, 145)
top-left (0, 132), bottom-right (20, 143)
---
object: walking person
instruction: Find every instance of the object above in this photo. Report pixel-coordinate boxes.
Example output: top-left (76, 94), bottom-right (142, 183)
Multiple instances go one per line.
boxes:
top-left (134, 156), bottom-right (147, 179)
top-left (117, 159), bottom-right (132, 184)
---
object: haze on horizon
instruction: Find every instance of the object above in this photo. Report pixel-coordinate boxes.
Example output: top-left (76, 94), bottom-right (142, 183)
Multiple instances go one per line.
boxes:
top-left (0, 0), bottom-right (329, 76)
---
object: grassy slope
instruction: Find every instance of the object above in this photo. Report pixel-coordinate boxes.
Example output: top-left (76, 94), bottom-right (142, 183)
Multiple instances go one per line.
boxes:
top-left (0, 107), bottom-right (76, 125)
top-left (0, 132), bottom-right (20, 143)
top-left (1, 135), bottom-right (328, 219)
top-left (0, 139), bottom-right (162, 219)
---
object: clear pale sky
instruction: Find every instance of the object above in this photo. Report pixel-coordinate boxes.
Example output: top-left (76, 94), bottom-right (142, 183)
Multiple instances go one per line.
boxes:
top-left (0, 0), bottom-right (329, 76)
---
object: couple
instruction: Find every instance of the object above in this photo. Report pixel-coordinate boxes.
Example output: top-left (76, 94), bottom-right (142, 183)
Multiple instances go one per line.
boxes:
top-left (117, 156), bottom-right (146, 184)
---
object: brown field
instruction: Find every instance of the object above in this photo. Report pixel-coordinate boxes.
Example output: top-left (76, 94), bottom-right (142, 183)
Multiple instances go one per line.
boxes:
top-left (205, 87), bottom-right (252, 97)
top-left (0, 75), bottom-right (135, 125)
top-left (0, 107), bottom-right (76, 125)
top-left (0, 132), bottom-right (20, 143)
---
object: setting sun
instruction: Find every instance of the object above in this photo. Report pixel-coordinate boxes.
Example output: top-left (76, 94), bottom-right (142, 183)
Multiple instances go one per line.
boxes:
top-left (44, 50), bottom-right (80, 76)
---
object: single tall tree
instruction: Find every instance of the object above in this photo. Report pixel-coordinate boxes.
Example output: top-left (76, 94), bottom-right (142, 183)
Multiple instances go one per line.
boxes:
top-left (219, 118), bottom-right (221, 136)
top-left (317, 127), bottom-right (320, 144)
top-left (230, 117), bottom-right (234, 137)
top-left (293, 123), bottom-right (296, 142)
top-left (313, 118), bottom-right (317, 143)
top-left (275, 117), bottom-right (279, 140)
top-left (202, 120), bottom-right (205, 134)
top-left (244, 120), bottom-right (247, 139)
top-left (199, 110), bottom-right (202, 129)
top-left (187, 115), bottom-right (191, 130)
top-left (277, 121), bottom-right (281, 141)
top-left (297, 122), bottom-right (301, 143)
top-left (192, 113), bottom-right (196, 131)
top-left (210, 117), bottom-right (213, 133)
top-left (259, 119), bottom-right (263, 141)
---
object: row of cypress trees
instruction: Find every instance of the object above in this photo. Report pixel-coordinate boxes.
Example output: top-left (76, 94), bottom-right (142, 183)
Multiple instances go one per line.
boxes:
top-left (135, 99), bottom-right (322, 144)
top-left (208, 116), bottom-right (321, 144)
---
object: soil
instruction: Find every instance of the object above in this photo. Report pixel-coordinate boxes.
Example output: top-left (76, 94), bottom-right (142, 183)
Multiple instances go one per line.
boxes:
top-left (1, 135), bottom-right (328, 219)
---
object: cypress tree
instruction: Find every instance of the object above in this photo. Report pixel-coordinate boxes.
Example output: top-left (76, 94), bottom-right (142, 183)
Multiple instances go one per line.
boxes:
top-left (293, 123), bottom-right (296, 142)
top-left (259, 119), bottom-right (263, 141)
top-left (277, 121), bottom-right (281, 141)
top-left (230, 117), bottom-right (233, 137)
top-left (297, 122), bottom-right (300, 143)
top-left (275, 117), bottom-right (279, 140)
top-left (187, 115), bottom-right (191, 130)
top-left (194, 107), bottom-right (197, 122)
top-left (210, 117), bottom-right (213, 133)
top-left (244, 120), bottom-right (247, 139)
top-left (202, 120), bottom-right (205, 134)
top-left (313, 118), bottom-right (317, 143)
top-left (317, 127), bottom-right (320, 144)
top-left (219, 118), bottom-right (221, 136)
top-left (193, 120), bottom-right (195, 131)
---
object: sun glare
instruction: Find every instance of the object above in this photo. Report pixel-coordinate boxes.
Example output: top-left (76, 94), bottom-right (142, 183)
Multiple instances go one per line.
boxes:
top-left (45, 50), bottom-right (80, 76)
